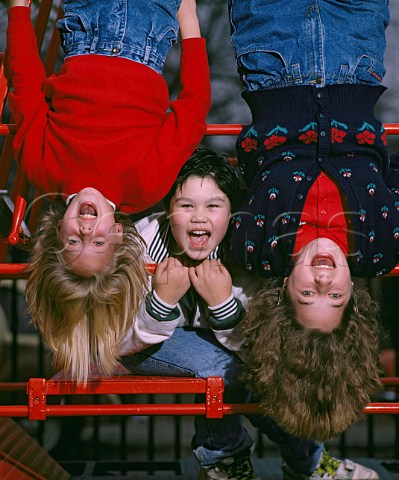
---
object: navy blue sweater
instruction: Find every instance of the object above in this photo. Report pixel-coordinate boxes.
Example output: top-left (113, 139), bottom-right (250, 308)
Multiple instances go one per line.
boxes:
top-left (231, 84), bottom-right (399, 278)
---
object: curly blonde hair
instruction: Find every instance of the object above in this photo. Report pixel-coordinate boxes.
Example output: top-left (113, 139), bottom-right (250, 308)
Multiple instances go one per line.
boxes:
top-left (243, 278), bottom-right (383, 441)
top-left (25, 203), bottom-right (148, 384)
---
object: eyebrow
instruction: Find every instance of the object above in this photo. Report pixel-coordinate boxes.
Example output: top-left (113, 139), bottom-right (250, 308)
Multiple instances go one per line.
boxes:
top-left (297, 300), bottom-right (344, 308)
top-left (175, 196), bottom-right (227, 203)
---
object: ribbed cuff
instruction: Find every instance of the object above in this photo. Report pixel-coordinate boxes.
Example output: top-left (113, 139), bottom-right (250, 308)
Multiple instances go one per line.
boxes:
top-left (208, 294), bottom-right (238, 320)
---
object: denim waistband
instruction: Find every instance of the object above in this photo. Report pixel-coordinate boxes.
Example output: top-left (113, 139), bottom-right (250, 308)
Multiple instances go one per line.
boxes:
top-left (57, 0), bottom-right (181, 74)
top-left (229, 0), bottom-right (390, 91)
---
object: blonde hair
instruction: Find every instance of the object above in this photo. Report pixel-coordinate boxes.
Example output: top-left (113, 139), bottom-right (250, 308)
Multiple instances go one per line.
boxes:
top-left (25, 203), bottom-right (148, 384)
top-left (243, 278), bottom-right (383, 441)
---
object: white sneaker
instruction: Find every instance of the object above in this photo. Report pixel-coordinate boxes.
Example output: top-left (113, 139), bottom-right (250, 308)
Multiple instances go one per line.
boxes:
top-left (283, 449), bottom-right (379, 479)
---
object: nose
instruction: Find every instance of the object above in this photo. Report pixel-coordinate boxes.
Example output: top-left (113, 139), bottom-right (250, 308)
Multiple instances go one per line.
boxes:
top-left (314, 272), bottom-right (333, 287)
top-left (79, 224), bottom-right (93, 235)
top-left (192, 209), bottom-right (208, 223)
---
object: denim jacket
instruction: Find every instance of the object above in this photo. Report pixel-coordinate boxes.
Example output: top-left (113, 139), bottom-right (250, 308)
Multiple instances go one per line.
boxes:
top-left (228, 0), bottom-right (390, 91)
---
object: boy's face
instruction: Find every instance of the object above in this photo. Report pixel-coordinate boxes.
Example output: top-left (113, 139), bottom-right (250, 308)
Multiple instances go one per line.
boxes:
top-left (57, 187), bottom-right (123, 275)
top-left (168, 176), bottom-right (231, 261)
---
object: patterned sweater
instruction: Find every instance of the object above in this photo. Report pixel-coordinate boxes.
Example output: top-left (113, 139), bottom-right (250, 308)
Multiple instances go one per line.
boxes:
top-left (231, 84), bottom-right (399, 278)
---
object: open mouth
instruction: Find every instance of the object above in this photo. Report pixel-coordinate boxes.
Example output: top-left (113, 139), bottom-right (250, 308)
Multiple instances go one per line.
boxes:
top-left (79, 202), bottom-right (97, 219)
top-left (189, 230), bottom-right (210, 246)
top-left (311, 254), bottom-right (336, 269)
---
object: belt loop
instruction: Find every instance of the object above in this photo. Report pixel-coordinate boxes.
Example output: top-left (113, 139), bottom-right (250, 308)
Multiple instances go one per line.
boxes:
top-left (144, 38), bottom-right (151, 64)
top-left (292, 64), bottom-right (302, 85)
top-left (338, 64), bottom-right (349, 84)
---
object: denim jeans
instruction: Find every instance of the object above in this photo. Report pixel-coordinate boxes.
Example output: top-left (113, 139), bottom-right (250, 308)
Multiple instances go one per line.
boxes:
top-left (57, 0), bottom-right (181, 74)
top-left (119, 327), bottom-right (323, 473)
top-left (228, 0), bottom-right (390, 91)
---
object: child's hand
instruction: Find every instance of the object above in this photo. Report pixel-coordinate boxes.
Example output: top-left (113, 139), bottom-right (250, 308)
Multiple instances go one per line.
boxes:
top-left (189, 259), bottom-right (233, 307)
top-left (153, 257), bottom-right (191, 305)
top-left (177, 0), bottom-right (200, 39)
top-left (9, 0), bottom-right (29, 7)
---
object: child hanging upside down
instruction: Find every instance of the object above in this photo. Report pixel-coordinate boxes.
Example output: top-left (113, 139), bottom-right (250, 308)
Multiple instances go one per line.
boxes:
top-left (227, 0), bottom-right (394, 477)
top-left (5, 0), bottom-right (210, 383)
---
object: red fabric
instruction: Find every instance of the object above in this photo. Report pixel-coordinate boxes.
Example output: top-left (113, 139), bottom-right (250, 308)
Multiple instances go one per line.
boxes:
top-left (6, 7), bottom-right (211, 213)
top-left (293, 172), bottom-right (352, 256)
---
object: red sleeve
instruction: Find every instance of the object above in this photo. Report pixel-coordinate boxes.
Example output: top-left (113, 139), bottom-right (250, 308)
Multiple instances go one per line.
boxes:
top-left (6, 7), bottom-right (49, 177)
top-left (153, 37), bottom-right (211, 198)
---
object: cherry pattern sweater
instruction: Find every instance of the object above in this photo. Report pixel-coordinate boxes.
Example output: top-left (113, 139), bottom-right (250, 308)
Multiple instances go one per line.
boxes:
top-left (231, 84), bottom-right (399, 278)
top-left (6, 7), bottom-right (211, 213)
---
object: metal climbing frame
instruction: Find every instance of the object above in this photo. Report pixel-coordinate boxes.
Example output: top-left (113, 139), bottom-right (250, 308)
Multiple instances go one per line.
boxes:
top-left (0, 377), bottom-right (399, 419)
top-left (1, 0), bottom-right (399, 432)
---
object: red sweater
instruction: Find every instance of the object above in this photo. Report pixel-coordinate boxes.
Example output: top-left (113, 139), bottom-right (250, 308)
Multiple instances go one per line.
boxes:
top-left (6, 7), bottom-right (211, 213)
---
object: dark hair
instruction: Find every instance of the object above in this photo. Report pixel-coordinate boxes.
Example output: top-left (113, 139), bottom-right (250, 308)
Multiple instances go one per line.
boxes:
top-left (163, 147), bottom-right (240, 210)
top-left (242, 278), bottom-right (383, 441)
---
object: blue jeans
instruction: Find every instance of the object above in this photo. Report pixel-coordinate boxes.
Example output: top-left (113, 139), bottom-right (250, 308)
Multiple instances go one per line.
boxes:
top-left (57, 0), bottom-right (181, 74)
top-left (228, 0), bottom-right (389, 90)
top-left (119, 327), bottom-right (323, 474)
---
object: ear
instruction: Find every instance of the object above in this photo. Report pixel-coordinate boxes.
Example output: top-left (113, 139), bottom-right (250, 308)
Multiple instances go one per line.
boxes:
top-left (114, 223), bottom-right (124, 243)
top-left (283, 277), bottom-right (288, 286)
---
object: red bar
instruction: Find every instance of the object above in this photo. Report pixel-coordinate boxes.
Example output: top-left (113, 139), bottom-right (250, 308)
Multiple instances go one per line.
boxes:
top-left (1, 123), bottom-right (399, 137)
top-left (380, 377), bottom-right (399, 386)
top-left (0, 125), bottom-right (15, 135)
top-left (0, 406), bottom-right (28, 417)
top-left (385, 123), bottom-right (399, 135)
top-left (27, 378), bottom-right (47, 421)
top-left (7, 196), bottom-right (27, 245)
top-left (35, 404), bottom-right (207, 418)
top-left (1, 403), bottom-right (399, 419)
top-left (0, 383), bottom-right (27, 391)
top-left (43, 376), bottom-right (208, 396)
top-left (205, 377), bottom-right (224, 418)
top-left (3, 262), bottom-right (399, 277)
top-left (363, 403), bottom-right (399, 414)
top-left (0, 263), bottom-right (157, 278)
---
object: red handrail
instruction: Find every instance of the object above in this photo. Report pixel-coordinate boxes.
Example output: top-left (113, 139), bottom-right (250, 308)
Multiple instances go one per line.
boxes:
top-left (0, 376), bottom-right (398, 420)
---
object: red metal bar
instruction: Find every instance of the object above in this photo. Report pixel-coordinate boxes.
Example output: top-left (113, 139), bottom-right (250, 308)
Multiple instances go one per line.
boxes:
top-left (43, 3), bottom-right (62, 77)
top-left (0, 383), bottom-right (28, 392)
top-left (2, 401), bottom-right (399, 420)
top-left (43, 376), bottom-right (209, 396)
top-left (380, 377), bottom-right (399, 386)
top-left (364, 403), bottom-right (399, 414)
top-left (1, 123), bottom-right (399, 137)
top-left (205, 377), bottom-right (224, 419)
top-left (0, 263), bottom-right (157, 278)
top-left (0, 406), bottom-right (29, 418)
top-left (1, 376), bottom-right (397, 393)
top-left (0, 377), bottom-right (398, 420)
top-left (34, 0), bottom-right (55, 50)
top-left (27, 378), bottom-right (47, 421)
top-left (1, 262), bottom-right (399, 279)
top-left (30, 404), bottom-right (208, 418)
top-left (7, 196), bottom-right (27, 245)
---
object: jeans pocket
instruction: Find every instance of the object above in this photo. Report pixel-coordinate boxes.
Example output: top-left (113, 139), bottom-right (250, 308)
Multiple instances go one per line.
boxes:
top-left (353, 54), bottom-right (386, 85)
top-left (57, 12), bottom-right (90, 50)
top-left (238, 50), bottom-right (288, 90)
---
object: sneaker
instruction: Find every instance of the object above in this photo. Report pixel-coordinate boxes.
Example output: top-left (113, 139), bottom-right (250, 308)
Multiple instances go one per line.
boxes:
top-left (283, 449), bottom-right (379, 479)
top-left (197, 449), bottom-right (259, 480)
